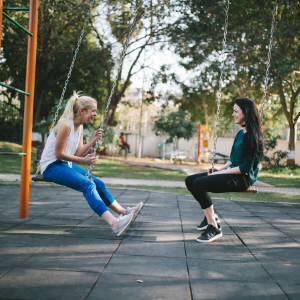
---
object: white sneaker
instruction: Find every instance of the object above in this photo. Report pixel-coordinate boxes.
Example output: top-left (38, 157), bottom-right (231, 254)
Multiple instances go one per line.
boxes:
top-left (112, 210), bottom-right (135, 236)
top-left (126, 202), bottom-right (144, 217)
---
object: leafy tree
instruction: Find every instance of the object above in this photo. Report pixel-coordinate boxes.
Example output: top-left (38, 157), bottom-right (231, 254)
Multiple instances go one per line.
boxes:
top-left (1, 0), bottom-right (109, 126)
top-left (153, 109), bottom-right (196, 162)
top-left (164, 0), bottom-right (300, 164)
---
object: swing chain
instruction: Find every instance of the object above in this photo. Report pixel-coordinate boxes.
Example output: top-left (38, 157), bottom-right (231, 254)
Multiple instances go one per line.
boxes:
top-left (50, 0), bottom-right (96, 132)
top-left (211, 0), bottom-right (230, 172)
top-left (86, 0), bottom-right (142, 178)
top-left (34, 0), bottom-right (96, 177)
top-left (260, 0), bottom-right (277, 130)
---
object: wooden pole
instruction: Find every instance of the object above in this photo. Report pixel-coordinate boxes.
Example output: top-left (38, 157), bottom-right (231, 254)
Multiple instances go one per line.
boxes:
top-left (19, 0), bottom-right (39, 218)
top-left (0, 0), bottom-right (3, 51)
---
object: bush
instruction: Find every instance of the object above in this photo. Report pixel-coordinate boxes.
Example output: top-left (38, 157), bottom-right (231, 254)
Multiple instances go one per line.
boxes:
top-left (261, 164), bottom-right (300, 176)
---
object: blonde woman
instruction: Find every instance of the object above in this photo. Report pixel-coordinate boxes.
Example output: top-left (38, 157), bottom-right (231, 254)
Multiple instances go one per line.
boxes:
top-left (40, 92), bottom-right (143, 236)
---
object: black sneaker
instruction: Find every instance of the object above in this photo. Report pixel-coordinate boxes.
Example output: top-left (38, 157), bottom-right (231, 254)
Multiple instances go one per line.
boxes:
top-left (196, 224), bottom-right (223, 243)
top-left (197, 214), bottom-right (221, 231)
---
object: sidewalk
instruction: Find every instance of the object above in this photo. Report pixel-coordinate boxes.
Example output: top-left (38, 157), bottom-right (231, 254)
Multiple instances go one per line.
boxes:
top-left (1, 173), bottom-right (299, 195)
top-left (0, 184), bottom-right (299, 299)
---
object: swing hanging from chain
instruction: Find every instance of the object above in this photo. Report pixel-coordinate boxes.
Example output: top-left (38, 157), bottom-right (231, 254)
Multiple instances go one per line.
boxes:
top-left (32, 0), bottom-right (142, 182)
top-left (210, 0), bottom-right (277, 194)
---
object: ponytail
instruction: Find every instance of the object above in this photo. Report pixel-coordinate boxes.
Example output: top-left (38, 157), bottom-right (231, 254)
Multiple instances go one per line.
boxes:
top-left (59, 91), bottom-right (97, 121)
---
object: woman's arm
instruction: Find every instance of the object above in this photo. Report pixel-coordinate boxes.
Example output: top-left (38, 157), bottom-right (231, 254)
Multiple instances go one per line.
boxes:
top-left (54, 121), bottom-right (98, 165)
top-left (75, 128), bottom-right (103, 157)
top-left (208, 161), bottom-right (232, 174)
top-left (208, 165), bottom-right (242, 176)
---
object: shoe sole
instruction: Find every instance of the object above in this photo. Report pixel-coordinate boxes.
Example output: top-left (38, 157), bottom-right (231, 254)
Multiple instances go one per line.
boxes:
top-left (196, 232), bottom-right (223, 243)
top-left (117, 211), bottom-right (135, 236)
top-left (134, 202), bottom-right (144, 217)
top-left (196, 219), bottom-right (221, 231)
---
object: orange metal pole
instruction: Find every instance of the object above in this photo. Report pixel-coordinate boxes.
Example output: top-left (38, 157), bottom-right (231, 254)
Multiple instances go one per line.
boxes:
top-left (19, 0), bottom-right (39, 218)
top-left (197, 125), bottom-right (201, 164)
top-left (0, 0), bottom-right (3, 51)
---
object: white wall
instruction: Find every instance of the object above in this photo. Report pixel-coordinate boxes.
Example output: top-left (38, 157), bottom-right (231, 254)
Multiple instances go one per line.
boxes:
top-left (110, 133), bottom-right (300, 165)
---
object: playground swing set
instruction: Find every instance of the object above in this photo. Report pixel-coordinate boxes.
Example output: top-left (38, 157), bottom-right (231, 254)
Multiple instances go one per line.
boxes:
top-left (0, 0), bottom-right (277, 218)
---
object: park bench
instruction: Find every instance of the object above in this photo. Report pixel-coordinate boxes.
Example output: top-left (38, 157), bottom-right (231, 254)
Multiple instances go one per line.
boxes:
top-left (212, 152), bottom-right (230, 163)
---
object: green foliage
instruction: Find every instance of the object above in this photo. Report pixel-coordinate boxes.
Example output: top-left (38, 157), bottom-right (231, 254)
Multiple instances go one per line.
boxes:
top-left (262, 128), bottom-right (288, 166)
top-left (153, 109), bottom-right (196, 143)
top-left (261, 164), bottom-right (300, 176)
top-left (1, 0), bottom-right (109, 126)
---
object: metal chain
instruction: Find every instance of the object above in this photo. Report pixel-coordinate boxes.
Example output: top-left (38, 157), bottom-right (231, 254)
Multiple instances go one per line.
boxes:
top-left (260, 0), bottom-right (277, 130)
top-left (34, 0), bottom-right (95, 176)
top-left (87, 0), bottom-right (142, 178)
top-left (211, 0), bottom-right (230, 172)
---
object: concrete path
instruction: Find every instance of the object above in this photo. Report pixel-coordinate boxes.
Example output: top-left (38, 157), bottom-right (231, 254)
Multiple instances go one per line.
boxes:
top-left (0, 173), bottom-right (299, 195)
top-left (0, 184), bottom-right (300, 299)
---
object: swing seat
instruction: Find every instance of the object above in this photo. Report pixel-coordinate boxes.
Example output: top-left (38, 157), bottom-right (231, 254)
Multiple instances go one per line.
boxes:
top-left (31, 174), bottom-right (51, 182)
top-left (240, 188), bottom-right (258, 193)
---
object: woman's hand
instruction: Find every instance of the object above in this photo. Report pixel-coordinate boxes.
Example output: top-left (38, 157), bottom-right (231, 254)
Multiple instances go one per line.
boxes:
top-left (91, 128), bottom-right (103, 144)
top-left (81, 154), bottom-right (99, 165)
top-left (208, 167), bottom-right (218, 174)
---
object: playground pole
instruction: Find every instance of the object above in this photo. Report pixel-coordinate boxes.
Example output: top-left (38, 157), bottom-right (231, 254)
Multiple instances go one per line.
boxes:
top-left (0, 0), bottom-right (3, 51)
top-left (19, 0), bottom-right (39, 218)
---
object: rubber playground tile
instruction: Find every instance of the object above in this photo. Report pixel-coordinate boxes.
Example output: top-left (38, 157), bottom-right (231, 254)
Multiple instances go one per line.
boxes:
top-left (0, 233), bottom-right (59, 255)
top-left (3, 224), bottom-right (73, 235)
top-left (87, 273), bottom-right (192, 300)
top-left (76, 217), bottom-right (112, 229)
top-left (231, 226), bottom-right (289, 238)
top-left (261, 262), bottom-right (300, 285)
top-left (139, 207), bottom-right (180, 218)
top-left (43, 209), bottom-right (93, 220)
top-left (45, 236), bottom-right (120, 254)
top-left (125, 230), bottom-right (184, 242)
top-left (249, 246), bottom-right (300, 264)
top-left (184, 239), bottom-right (255, 262)
top-left (0, 222), bottom-right (16, 231)
top-left (116, 239), bottom-right (186, 258)
top-left (279, 283), bottom-right (300, 300)
top-left (64, 228), bottom-right (122, 240)
top-left (24, 216), bottom-right (81, 226)
top-left (0, 253), bottom-right (35, 269)
top-left (221, 216), bottom-right (270, 227)
top-left (104, 254), bottom-right (188, 279)
top-left (239, 236), bottom-right (300, 248)
top-left (134, 214), bottom-right (181, 225)
top-left (19, 250), bottom-right (111, 273)
top-left (190, 279), bottom-right (288, 300)
top-left (187, 258), bottom-right (273, 283)
top-left (0, 267), bottom-right (99, 300)
top-left (129, 221), bottom-right (182, 232)
top-left (272, 224), bottom-right (300, 237)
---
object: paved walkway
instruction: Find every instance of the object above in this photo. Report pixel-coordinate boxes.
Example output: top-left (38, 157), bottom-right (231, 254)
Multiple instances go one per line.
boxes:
top-left (0, 185), bottom-right (299, 299)
top-left (1, 173), bottom-right (299, 195)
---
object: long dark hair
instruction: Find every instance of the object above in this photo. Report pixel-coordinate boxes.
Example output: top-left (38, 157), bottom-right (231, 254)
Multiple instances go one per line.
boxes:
top-left (235, 98), bottom-right (263, 159)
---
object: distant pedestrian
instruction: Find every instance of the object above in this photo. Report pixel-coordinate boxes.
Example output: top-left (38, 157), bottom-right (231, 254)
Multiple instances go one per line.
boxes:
top-left (120, 132), bottom-right (131, 152)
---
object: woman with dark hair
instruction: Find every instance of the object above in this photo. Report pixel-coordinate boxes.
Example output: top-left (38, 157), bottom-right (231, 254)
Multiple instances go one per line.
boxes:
top-left (185, 98), bottom-right (263, 243)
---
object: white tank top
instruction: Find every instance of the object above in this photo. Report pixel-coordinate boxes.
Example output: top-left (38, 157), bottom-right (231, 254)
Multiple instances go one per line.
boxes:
top-left (40, 119), bottom-right (82, 174)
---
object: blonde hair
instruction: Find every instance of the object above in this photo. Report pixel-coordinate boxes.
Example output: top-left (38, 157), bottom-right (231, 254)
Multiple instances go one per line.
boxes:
top-left (59, 91), bottom-right (97, 121)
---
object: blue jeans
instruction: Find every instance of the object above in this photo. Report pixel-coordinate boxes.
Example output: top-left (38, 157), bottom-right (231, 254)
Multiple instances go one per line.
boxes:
top-left (43, 160), bottom-right (114, 216)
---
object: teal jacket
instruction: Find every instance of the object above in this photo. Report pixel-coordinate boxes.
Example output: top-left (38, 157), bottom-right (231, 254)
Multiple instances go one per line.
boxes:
top-left (229, 129), bottom-right (260, 187)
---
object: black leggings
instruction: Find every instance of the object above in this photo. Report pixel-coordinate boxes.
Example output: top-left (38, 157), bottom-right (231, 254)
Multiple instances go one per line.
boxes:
top-left (185, 172), bottom-right (249, 209)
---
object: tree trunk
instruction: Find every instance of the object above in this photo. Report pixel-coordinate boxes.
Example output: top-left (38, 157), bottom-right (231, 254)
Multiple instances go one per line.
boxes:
top-left (287, 122), bottom-right (296, 165)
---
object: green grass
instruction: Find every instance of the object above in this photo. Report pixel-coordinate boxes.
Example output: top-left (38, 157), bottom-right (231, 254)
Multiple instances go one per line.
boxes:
top-left (0, 141), bottom-right (187, 181)
top-left (0, 141), bottom-right (36, 173)
top-left (78, 160), bottom-right (187, 181)
top-left (258, 174), bottom-right (300, 189)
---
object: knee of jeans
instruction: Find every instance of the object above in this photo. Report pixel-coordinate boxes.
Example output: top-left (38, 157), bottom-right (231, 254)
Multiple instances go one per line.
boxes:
top-left (83, 180), bottom-right (97, 194)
